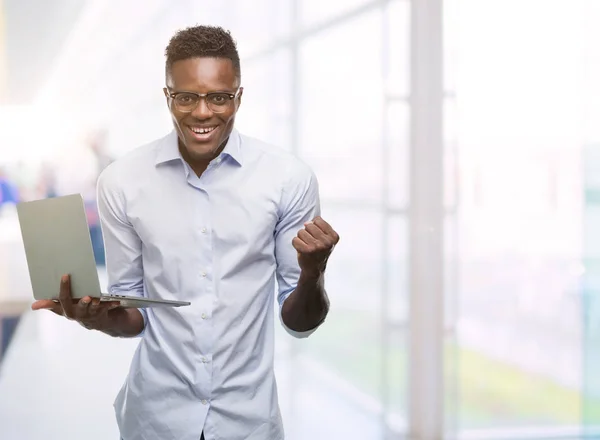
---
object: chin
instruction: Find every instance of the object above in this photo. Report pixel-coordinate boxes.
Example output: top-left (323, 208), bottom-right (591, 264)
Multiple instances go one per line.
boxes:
top-left (187, 143), bottom-right (219, 160)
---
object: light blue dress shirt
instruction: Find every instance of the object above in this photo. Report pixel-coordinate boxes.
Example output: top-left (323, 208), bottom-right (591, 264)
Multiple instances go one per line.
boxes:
top-left (96, 129), bottom-right (322, 440)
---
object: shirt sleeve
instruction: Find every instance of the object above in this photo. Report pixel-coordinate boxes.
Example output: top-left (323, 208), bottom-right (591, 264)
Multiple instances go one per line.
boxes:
top-left (274, 160), bottom-right (322, 339)
top-left (96, 168), bottom-right (148, 337)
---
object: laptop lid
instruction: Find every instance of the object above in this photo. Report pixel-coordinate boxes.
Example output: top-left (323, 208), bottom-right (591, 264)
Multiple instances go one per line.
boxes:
top-left (16, 194), bottom-right (102, 300)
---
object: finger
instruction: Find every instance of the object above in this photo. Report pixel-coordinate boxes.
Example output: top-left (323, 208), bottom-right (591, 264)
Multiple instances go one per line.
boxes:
top-left (304, 223), bottom-right (328, 241)
top-left (292, 236), bottom-right (311, 253)
top-left (88, 298), bottom-right (119, 316)
top-left (87, 297), bottom-right (102, 316)
top-left (298, 229), bottom-right (318, 246)
top-left (108, 301), bottom-right (122, 310)
top-left (302, 225), bottom-right (335, 251)
top-left (101, 300), bottom-right (122, 309)
top-left (313, 217), bottom-right (339, 240)
top-left (32, 300), bottom-right (64, 316)
top-left (32, 299), bottom-right (59, 311)
top-left (58, 274), bottom-right (74, 318)
top-left (305, 218), bottom-right (324, 232)
top-left (75, 296), bottom-right (92, 319)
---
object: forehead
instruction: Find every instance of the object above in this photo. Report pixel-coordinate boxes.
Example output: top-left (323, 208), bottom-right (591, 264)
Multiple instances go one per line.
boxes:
top-left (167, 57), bottom-right (238, 91)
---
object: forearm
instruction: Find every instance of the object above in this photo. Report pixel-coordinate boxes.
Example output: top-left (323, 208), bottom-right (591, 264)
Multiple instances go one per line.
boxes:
top-left (98, 308), bottom-right (145, 338)
top-left (281, 271), bottom-right (330, 332)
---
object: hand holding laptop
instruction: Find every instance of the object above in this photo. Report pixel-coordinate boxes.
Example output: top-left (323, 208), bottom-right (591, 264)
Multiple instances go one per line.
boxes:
top-left (31, 273), bottom-right (147, 337)
top-left (31, 274), bottom-right (121, 330)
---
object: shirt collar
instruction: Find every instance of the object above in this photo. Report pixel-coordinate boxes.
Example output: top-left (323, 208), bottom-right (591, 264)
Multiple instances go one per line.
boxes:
top-left (155, 128), bottom-right (243, 167)
top-left (154, 130), bottom-right (181, 165)
top-left (219, 128), bottom-right (243, 166)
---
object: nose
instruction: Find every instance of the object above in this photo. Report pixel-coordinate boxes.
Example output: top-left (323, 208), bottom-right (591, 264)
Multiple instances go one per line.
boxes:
top-left (191, 96), bottom-right (213, 119)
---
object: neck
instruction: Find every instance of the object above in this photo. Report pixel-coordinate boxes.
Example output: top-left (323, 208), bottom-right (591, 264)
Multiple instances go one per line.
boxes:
top-left (178, 137), bottom-right (229, 177)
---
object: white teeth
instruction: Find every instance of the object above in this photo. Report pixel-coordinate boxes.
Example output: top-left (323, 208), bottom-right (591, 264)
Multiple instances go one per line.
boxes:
top-left (191, 126), bottom-right (216, 134)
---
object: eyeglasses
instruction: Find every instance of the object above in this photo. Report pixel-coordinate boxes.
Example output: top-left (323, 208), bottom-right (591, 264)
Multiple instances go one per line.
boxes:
top-left (164, 87), bottom-right (241, 114)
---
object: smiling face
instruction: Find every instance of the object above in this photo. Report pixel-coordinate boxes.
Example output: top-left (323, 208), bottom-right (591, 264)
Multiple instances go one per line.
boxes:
top-left (165, 56), bottom-right (243, 170)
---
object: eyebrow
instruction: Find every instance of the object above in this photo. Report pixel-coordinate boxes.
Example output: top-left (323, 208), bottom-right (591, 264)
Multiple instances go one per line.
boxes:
top-left (168, 88), bottom-right (237, 94)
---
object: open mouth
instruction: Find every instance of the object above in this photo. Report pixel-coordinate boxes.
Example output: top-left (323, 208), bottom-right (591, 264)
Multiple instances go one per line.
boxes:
top-left (187, 125), bottom-right (219, 142)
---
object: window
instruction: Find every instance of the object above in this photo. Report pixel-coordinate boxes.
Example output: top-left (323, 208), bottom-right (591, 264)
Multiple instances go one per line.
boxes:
top-left (449, 0), bottom-right (588, 435)
top-left (237, 50), bottom-right (292, 148)
top-left (298, 10), bottom-right (383, 203)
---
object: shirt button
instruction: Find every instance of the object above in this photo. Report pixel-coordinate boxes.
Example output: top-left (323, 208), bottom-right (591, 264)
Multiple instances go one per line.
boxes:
top-left (201, 272), bottom-right (207, 278)
top-left (202, 400), bottom-right (207, 405)
top-left (202, 313), bottom-right (207, 319)
top-left (202, 357), bottom-right (208, 363)
top-left (216, 158), bottom-right (222, 163)
top-left (201, 227), bottom-right (207, 234)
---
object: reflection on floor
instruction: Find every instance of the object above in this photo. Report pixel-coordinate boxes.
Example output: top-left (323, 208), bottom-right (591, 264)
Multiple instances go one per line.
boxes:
top-left (0, 270), bottom-right (382, 440)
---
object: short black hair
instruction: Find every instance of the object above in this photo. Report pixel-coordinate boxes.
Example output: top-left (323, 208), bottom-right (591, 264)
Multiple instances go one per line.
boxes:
top-left (165, 25), bottom-right (241, 81)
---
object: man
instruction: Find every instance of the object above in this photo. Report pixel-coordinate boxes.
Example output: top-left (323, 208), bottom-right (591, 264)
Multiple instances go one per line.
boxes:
top-left (31, 25), bottom-right (339, 440)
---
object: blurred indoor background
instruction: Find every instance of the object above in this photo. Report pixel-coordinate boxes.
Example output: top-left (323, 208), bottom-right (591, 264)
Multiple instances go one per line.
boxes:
top-left (1, 0), bottom-right (599, 439)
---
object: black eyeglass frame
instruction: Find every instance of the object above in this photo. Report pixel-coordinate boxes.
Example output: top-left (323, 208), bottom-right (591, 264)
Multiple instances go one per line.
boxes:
top-left (163, 87), bottom-right (242, 113)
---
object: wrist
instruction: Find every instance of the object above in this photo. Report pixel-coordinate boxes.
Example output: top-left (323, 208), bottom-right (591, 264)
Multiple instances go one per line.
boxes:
top-left (86, 310), bottom-right (115, 332)
top-left (98, 308), bottom-right (128, 334)
top-left (299, 268), bottom-right (324, 283)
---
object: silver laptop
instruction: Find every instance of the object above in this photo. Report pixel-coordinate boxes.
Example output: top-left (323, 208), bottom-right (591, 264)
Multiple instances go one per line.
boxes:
top-left (16, 194), bottom-right (190, 308)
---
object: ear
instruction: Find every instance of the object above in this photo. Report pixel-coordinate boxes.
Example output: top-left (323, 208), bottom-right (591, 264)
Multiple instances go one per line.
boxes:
top-left (236, 87), bottom-right (244, 109)
top-left (163, 87), bottom-right (172, 108)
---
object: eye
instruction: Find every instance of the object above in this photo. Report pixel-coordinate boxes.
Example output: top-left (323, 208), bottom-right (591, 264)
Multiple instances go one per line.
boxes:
top-left (208, 93), bottom-right (229, 105)
top-left (175, 93), bottom-right (196, 104)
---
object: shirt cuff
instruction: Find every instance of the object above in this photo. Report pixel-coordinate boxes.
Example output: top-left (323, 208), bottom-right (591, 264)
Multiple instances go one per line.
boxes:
top-left (135, 307), bottom-right (148, 337)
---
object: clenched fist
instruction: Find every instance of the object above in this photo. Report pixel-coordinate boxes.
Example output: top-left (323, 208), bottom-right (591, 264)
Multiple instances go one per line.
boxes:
top-left (292, 216), bottom-right (340, 277)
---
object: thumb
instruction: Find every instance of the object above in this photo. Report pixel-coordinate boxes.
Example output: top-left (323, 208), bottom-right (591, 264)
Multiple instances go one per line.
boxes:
top-left (32, 300), bottom-right (58, 310)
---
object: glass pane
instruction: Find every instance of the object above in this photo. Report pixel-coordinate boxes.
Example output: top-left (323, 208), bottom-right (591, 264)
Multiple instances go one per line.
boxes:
top-left (445, 333), bottom-right (460, 436)
top-left (314, 208), bottom-right (383, 312)
top-left (284, 208), bottom-right (408, 438)
top-left (289, 207), bottom-right (387, 439)
top-left (298, 10), bottom-right (383, 203)
top-left (444, 0), bottom-right (459, 93)
top-left (238, 50), bottom-right (292, 149)
top-left (454, 151), bottom-right (583, 432)
top-left (452, 0), bottom-right (586, 435)
top-left (386, 102), bottom-right (409, 210)
top-left (456, 203), bottom-right (583, 431)
top-left (445, 213), bottom-right (460, 437)
top-left (583, 143), bottom-right (600, 432)
top-left (444, 214), bottom-right (459, 331)
top-left (444, 98), bottom-right (458, 210)
top-left (583, 1), bottom-right (600, 145)
top-left (385, 0), bottom-right (410, 97)
top-left (384, 329), bottom-right (408, 436)
top-left (213, 0), bottom-right (293, 56)
top-left (385, 215), bottom-right (408, 325)
top-left (383, 217), bottom-right (409, 436)
top-left (583, 2), bottom-right (600, 434)
top-left (299, 0), bottom-right (373, 28)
